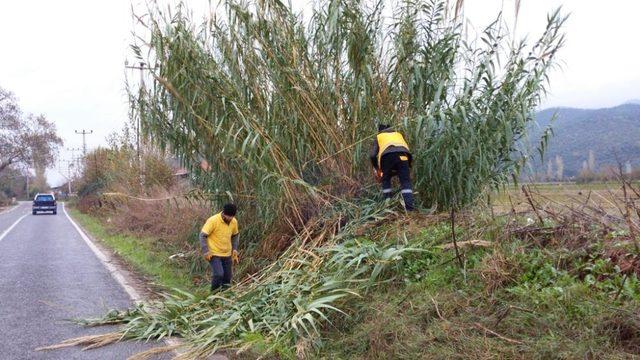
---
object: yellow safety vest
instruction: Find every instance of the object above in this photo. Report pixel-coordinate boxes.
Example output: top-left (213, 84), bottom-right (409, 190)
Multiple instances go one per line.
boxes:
top-left (376, 132), bottom-right (410, 168)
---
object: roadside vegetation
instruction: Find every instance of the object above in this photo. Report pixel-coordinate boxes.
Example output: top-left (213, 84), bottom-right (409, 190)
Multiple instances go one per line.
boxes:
top-left (57, 183), bottom-right (640, 359)
top-left (68, 207), bottom-right (198, 293)
top-left (317, 179), bottom-right (640, 359)
top-left (68, 123), bottom-right (216, 292)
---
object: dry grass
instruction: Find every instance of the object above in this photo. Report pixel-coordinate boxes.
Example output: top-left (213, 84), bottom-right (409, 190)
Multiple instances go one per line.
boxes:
top-left (597, 311), bottom-right (640, 355)
top-left (477, 247), bottom-right (519, 295)
top-left (87, 186), bottom-right (210, 247)
top-left (492, 182), bottom-right (640, 216)
top-left (36, 332), bottom-right (122, 352)
top-left (127, 345), bottom-right (181, 360)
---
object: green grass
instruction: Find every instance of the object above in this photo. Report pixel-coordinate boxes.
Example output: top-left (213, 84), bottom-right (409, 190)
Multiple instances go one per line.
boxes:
top-left (67, 207), bottom-right (200, 294)
top-left (314, 217), bottom-right (640, 359)
top-left (58, 195), bottom-right (640, 359)
top-left (58, 183), bottom-right (640, 360)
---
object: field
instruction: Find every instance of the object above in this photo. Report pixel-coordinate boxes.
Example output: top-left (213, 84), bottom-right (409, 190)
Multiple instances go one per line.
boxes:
top-left (492, 181), bottom-right (640, 217)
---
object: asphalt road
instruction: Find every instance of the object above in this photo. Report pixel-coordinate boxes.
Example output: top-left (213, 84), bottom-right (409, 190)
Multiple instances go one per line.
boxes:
top-left (0, 202), bottom-right (168, 359)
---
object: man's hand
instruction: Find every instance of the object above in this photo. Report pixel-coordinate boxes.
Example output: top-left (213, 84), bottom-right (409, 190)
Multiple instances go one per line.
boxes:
top-left (204, 252), bottom-right (214, 261)
top-left (373, 168), bottom-right (383, 183)
top-left (232, 250), bottom-right (240, 265)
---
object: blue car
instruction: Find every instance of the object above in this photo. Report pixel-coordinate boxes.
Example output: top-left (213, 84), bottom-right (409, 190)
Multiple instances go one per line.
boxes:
top-left (32, 193), bottom-right (57, 215)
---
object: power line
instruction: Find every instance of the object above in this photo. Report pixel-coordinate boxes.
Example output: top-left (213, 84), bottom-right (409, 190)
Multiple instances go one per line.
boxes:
top-left (67, 147), bottom-right (82, 174)
top-left (74, 130), bottom-right (93, 157)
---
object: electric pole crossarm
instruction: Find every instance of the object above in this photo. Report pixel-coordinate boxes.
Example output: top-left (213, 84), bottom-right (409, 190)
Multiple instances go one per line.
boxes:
top-left (74, 130), bottom-right (93, 157)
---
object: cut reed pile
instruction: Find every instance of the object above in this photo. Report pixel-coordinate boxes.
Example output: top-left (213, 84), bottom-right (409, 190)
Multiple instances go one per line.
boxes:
top-left (44, 200), bottom-right (424, 358)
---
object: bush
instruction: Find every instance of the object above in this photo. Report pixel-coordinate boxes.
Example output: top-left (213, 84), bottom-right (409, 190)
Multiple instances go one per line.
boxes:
top-left (0, 192), bottom-right (13, 207)
top-left (107, 190), bottom-right (209, 246)
top-left (77, 147), bottom-right (176, 198)
top-left (77, 194), bottom-right (102, 214)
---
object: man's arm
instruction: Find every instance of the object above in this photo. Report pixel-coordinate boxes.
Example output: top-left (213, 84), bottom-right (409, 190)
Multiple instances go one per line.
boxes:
top-left (199, 232), bottom-right (210, 254)
top-left (370, 139), bottom-right (379, 169)
top-left (231, 233), bottom-right (239, 251)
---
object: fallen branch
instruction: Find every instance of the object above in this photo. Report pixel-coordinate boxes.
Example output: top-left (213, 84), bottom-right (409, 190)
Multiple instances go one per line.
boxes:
top-left (474, 322), bottom-right (524, 345)
top-left (522, 185), bottom-right (544, 226)
top-left (430, 297), bottom-right (446, 322)
top-left (439, 240), bottom-right (492, 250)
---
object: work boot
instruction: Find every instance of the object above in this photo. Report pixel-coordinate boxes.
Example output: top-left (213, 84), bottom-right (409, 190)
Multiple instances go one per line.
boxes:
top-left (401, 189), bottom-right (415, 211)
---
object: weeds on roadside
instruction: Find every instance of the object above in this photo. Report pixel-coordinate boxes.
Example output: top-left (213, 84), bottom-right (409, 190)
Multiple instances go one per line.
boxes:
top-left (317, 185), bottom-right (640, 359)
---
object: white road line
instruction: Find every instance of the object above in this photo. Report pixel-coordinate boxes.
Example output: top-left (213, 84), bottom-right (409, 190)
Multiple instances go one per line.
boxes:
top-left (0, 213), bottom-right (28, 243)
top-left (61, 203), bottom-right (142, 302)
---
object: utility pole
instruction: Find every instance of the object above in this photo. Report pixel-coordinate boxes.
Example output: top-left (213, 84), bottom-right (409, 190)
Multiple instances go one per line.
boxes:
top-left (125, 61), bottom-right (148, 189)
top-left (67, 147), bottom-right (82, 176)
top-left (25, 173), bottom-right (30, 199)
top-left (67, 162), bottom-right (72, 195)
top-left (57, 160), bottom-right (74, 198)
top-left (74, 129), bottom-right (93, 157)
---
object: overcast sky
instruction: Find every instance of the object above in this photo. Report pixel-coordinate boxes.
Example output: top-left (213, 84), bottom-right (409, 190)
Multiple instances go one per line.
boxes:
top-left (1, 0), bottom-right (638, 186)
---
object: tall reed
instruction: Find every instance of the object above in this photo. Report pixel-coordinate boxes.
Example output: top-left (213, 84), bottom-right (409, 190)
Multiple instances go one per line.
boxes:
top-left (130, 0), bottom-right (564, 248)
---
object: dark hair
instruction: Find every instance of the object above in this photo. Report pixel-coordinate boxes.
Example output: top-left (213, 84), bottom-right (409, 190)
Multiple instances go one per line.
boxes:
top-left (223, 203), bottom-right (237, 216)
top-left (377, 124), bottom-right (391, 132)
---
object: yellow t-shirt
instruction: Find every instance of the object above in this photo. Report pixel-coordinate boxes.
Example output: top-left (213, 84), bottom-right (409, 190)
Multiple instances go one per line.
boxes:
top-left (201, 213), bottom-right (239, 257)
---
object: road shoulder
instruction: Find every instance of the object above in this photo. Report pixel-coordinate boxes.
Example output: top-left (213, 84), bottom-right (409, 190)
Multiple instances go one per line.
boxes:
top-left (64, 204), bottom-right (198, 295)
top-left (0, 202), bottom-right (20, 215)
top-left (62, 203), bottom-right (145, 301)
top-left (62, 203), bottom-right (188, 355)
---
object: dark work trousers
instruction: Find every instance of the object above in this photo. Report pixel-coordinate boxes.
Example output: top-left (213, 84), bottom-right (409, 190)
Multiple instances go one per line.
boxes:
top-left (380, 152), bottom-right (415, 211)
top-left (209, 256), bottom-right (233, 291)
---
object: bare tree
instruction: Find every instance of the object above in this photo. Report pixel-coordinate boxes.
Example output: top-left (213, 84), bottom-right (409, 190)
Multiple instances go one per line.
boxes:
top-left (0, 86), bottom-right (63, 174)
top-left (588, 149), bottom-right (596, 171)
top-left (555, 155), bottom-right (564, 181)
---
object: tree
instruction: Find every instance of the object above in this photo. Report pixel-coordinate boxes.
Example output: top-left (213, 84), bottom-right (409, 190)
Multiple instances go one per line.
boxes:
top-left (556, 155), bottom-right (564, 180)
top-left (588, 149), bottom-right (596, 171)
top-left (0, 86), bottom-right (63, 174)
top-left (0, 166), bottom-right (27, 199)
top-left (29, 163), bottom-right (49, 196)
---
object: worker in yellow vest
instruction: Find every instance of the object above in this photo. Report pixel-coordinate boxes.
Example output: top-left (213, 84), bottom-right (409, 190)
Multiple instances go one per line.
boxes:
top-left (369, 124), bottom-right (415, 211)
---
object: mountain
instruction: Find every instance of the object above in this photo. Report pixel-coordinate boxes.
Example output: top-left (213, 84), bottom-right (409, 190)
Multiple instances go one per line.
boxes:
top-left (529, 103), bottom-right (640, 178)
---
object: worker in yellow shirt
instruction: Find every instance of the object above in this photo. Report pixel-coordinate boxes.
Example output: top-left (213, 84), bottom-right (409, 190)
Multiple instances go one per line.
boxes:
top-left (370, 124), bottom-right (415, 211)
top-left (199, 203), bottom-right (240, 291)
